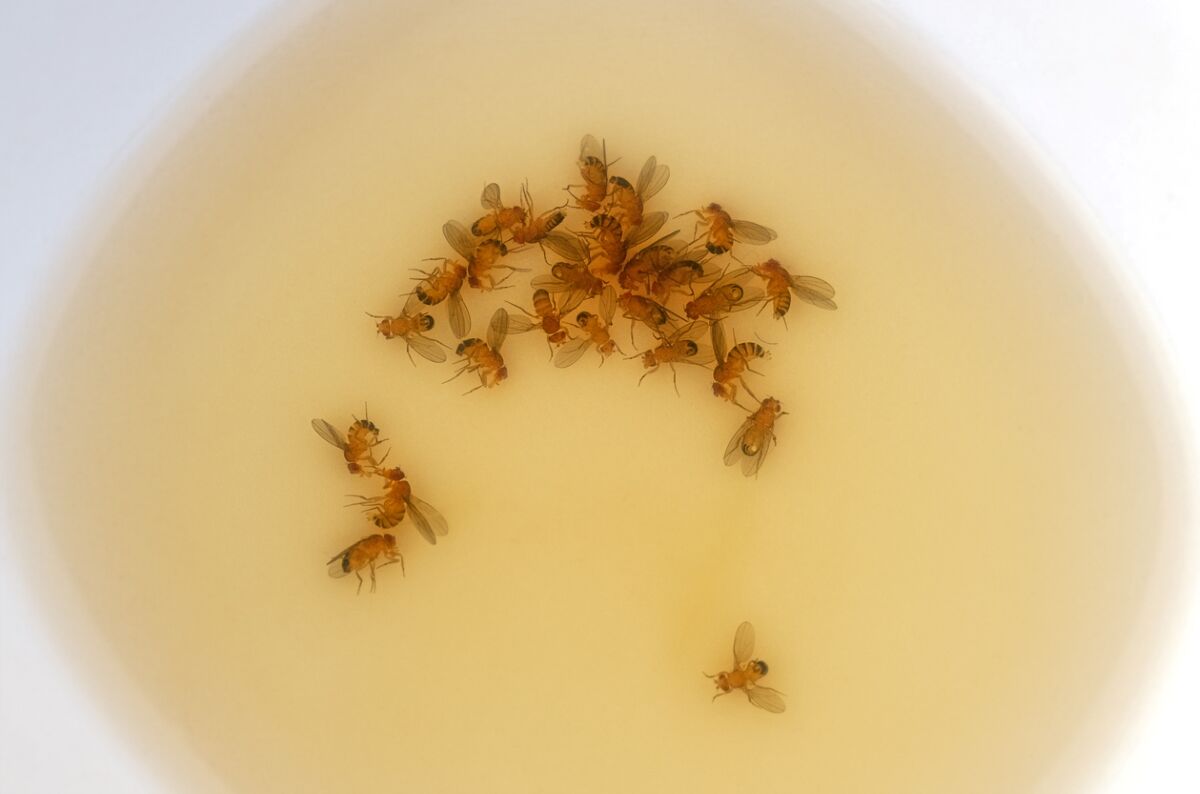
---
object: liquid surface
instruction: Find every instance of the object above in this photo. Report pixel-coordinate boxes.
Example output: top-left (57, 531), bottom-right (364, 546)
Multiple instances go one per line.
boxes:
top-left (18, 1), bottom-right (1183, 791)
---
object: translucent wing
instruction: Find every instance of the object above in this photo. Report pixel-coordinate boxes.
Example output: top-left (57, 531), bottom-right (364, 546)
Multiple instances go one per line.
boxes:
top-left (311, 418), bottom-right (347, 450)
top-left (554, 337), bottom-right (591, 368)
top-left (730, 286), bottom-right (766, 312)
top-left (791, 275), bottom-right (838, 310)
top-left (746, 686), bottom-right (786, 714)
top-left (742, 427), bottom-right (775, 478)
top-left (725, 418), bottom-right (754, 466)
top-left (676, 320), bottom-right (709, 342)
top-left (558, 288), bottom-right (587, 315)
top-left (579, 134), bottom-right (603, 163)
top-left (599, 285), bottom-right (616, 324)
top-left (405, 494), bottom-right (448, 545)
top-left (690, 348), bottom-right (716, 366)
top-left (506, 312), bottom-right (538, 333)
top-left (405, 334), bottom-right (447, 363)
top-left (731, 219), bottom-right (778, 245)
top-left (636, 156), bottom-right (670, 200)
top-left (487, 307), bottom-right (509, 351)
top-left (447, 291), bottom-right (471, 339)
top-left (531, 273), bottom-right (567, 292)
top-left (625, 211), bottom-right (669, 247)
top-left (711, 319), bottom-right (729, 362)
top-left (542, 230), bottom-right (591, 264)
top-left (326, 545), bottom-right (355, 577)
top-left (443, 220), bottom-right (476, 259)
top-left (480, 182), bottom-right (502, 210)
top-left (733, 621), bottom-right (756, 666)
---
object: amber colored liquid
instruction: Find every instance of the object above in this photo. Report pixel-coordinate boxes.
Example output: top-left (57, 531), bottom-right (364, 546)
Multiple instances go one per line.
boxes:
top-left (11, 1), bottom-right (1186, 792)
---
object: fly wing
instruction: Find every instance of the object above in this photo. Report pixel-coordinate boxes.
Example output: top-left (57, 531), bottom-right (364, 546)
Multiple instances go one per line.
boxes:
top-left (542, 230), bottom-right (591, 264)
top-left (742, 427), bottom-right (775, 478)
top-left (625, 211), bottom-right (669, 248)
top-left (636, 156), bottom-right (670, 201)
top-left (690, 347), bottom-right (716, 366)
top-left (506, 312), bottom-right (538, 333)
top-left (405, 334), bottom-right (448, 363)
top-left (558, 288), bottom-right (587, 316)
top-left (447, 291), bottom-right (471, 339)
top-left (724, 418), bottom-right (754, 466)
top-left (746, 686), bottom-right (786, 714)
top-left (405, 494), bottom-right (448, 544)
top-left (731, 219), bottom-right (778, 245)
top-left (730, 286), bottom-right (766, 312)
top-left (676, 320), bottom-right (708, 342)
top-left (531, 273), bottom-right (567, 292)
top-left (710, 319), bottom-right (729, 362)
top-left (554, 336), bottom-right (591, 368)
top-left (311, 418), bottom-right (347, 450)
top-left (487, 307), bottom-right (509, 351)
top-left (326, 546), bottom-right (354, 577)
top-left (733, 621), bottom-right (756, 666)
top-left (599, 284), bottom-right (616, 324)
top-left (443, 220), bottom-right (477, 259)
top-left (480, 182), bottom-right (502, 210)
top-left (579, 134), bottom-right (603, 164)
top-left (791, 275), bottom-right (838, 310)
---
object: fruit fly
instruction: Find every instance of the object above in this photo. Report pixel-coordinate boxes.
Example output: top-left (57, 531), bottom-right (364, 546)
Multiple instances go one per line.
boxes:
top-left (684, 270), bottom-right (763, 321)
top-left (725, 397), bottom-right (784, 477)
top-left (568, 134), bottom-right (612, 212)
top-left (710, 319), bottom-right (770, 408)
top-left (705, 621), bottom-right (786, 713)
top-left (618, 234), bottom-right (679, 293)
top-left (745, 258), bottom-right (838, 320)
top-left (532, 260), bottom-right (606, 315)
top-left (311, 413), bottom-right (385, 476)
top-left (443, 220), bottom-right (526, 292)
top-left (608, 154), bottom-right (670, 230)
top-left (368, 310), bottom-right (447, 364)
top-left (685, 203), bottom-right (777, 256)
top-left (554, 285), bottom-right (619, 367)
top-left (585, 210), bottom-right (669, 279)
top-left (507, 287), bottom-right (583, 355)
top-left (327, 533), bottom-right (403, 594)
top-left (447, 307), bottom-right (510, 393)
top-left (618, 291), bottom-right (675, 344)
top-left (632, 321), bottom-right (714, 394)
top-left (510, 182), bottom-right (567, 246)
top-left (348, 466), bottom-right (449, 544)
top-left (470, 182), bottom-right (527, 238)
top-left (406, 257), bottom-right (471, 339)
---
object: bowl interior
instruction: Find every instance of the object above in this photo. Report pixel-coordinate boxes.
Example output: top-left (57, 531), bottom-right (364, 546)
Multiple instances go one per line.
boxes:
top-left (14, 0), bottom-right (1187, 791)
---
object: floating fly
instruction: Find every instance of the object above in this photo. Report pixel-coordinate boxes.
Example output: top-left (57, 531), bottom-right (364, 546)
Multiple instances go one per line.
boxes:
top-left (705, 621), bottom-right (786, 713)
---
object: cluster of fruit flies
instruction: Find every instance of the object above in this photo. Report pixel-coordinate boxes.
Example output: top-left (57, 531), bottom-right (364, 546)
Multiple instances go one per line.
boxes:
top-left (311, 409), bottom-right (447, 593)
top-left (368, 135), bottom-right (836, 476)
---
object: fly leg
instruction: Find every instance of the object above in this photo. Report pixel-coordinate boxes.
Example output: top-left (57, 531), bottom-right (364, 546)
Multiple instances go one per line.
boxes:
top-left (443, 362), bottom-right (475, 384)
top-left (368, 561), bottom-right (377, 593)
top-left (379, 554), bottom-right (405, 577)
top-left (739, 378), bottom-right (761, 404)
top-left (354, 571), bottom-right (364, 595)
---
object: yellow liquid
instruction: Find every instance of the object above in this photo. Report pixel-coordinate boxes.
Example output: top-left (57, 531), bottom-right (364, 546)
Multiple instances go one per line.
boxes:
top-left (11, 1), bottom-right (1187, 791)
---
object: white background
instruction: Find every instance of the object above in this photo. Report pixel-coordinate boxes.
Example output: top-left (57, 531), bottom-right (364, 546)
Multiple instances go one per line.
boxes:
top-left (1, 1), bottom-right (1197, 791)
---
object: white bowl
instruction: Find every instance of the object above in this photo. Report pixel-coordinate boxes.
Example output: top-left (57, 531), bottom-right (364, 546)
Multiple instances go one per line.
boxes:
top-left (3, 1), bottom-right (1190, 791)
